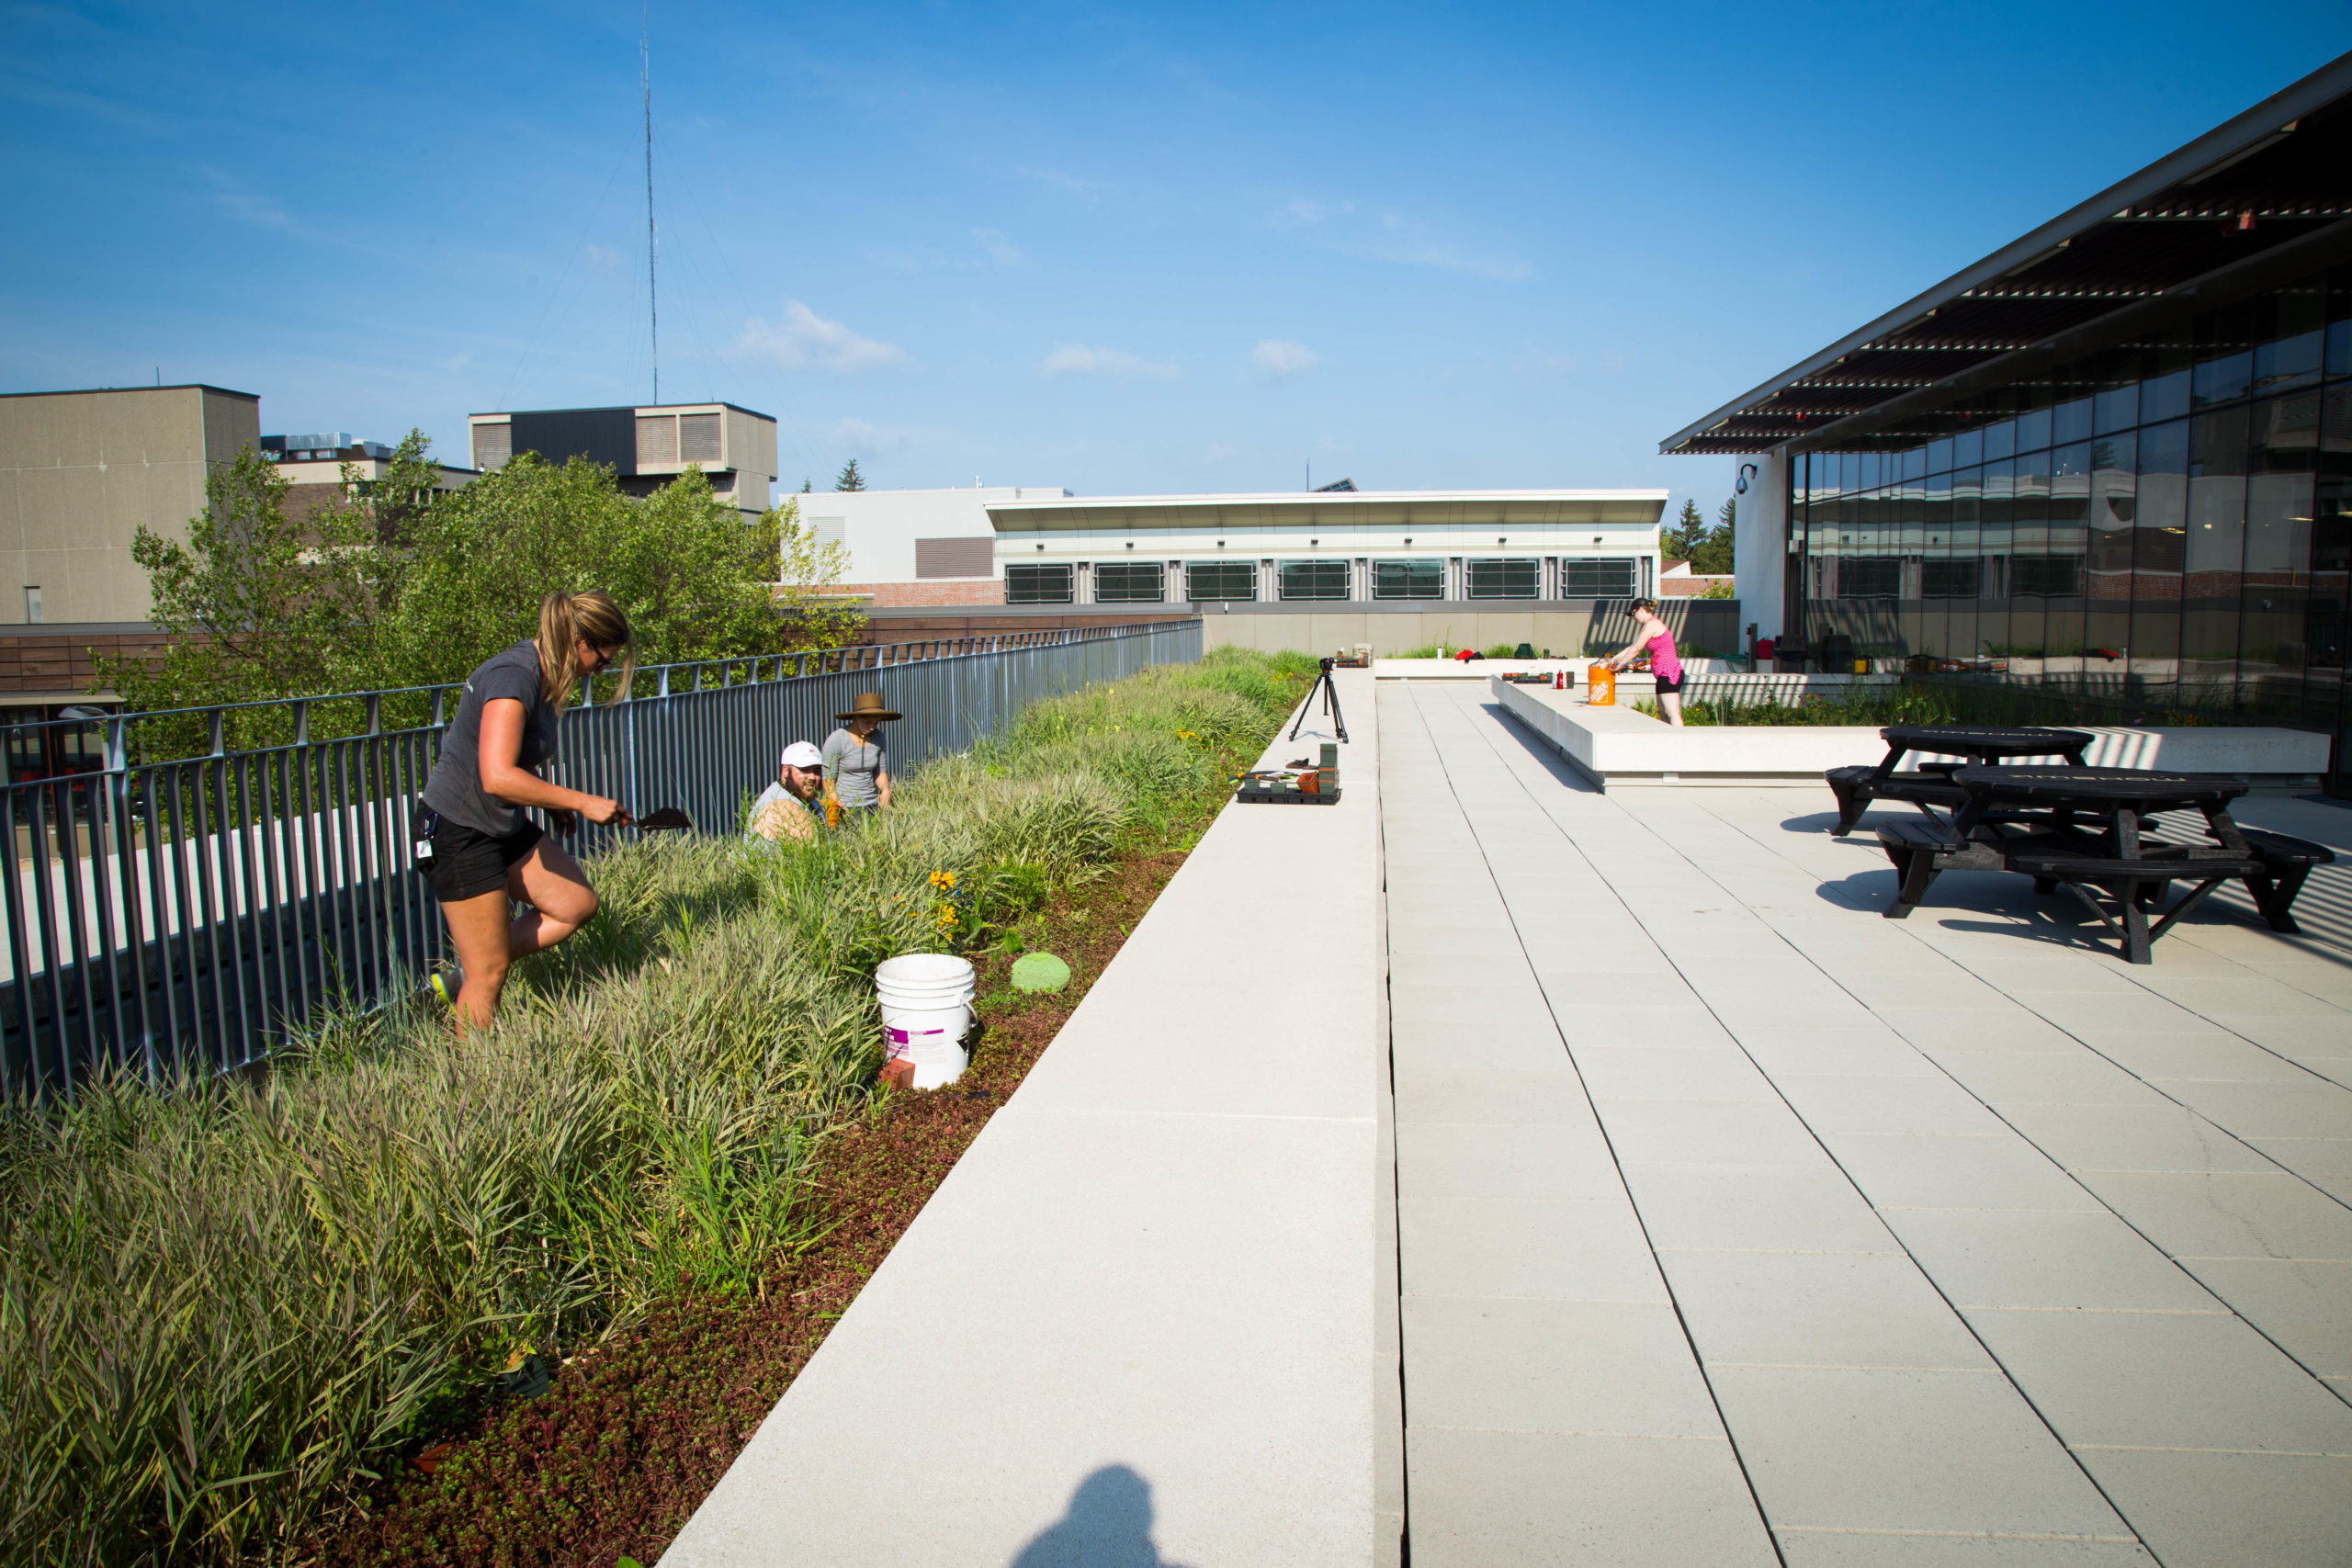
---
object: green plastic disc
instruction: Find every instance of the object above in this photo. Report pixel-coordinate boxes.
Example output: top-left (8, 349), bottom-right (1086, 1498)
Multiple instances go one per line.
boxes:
top-left (1011, 952), bottom-right (1071, 992)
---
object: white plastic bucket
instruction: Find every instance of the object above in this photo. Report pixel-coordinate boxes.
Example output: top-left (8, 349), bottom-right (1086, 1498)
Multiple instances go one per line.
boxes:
top-left (876, 953), bottom-right (975, 1008)
top-left (901, 1031), bottom-right (969, 1089)
top-left (876, 954), bottom-right (975, 1086)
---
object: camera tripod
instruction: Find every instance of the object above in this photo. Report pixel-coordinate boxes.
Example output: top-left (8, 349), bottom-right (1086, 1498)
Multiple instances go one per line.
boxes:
top-left (1288, 657), bottom-right (1350, 743)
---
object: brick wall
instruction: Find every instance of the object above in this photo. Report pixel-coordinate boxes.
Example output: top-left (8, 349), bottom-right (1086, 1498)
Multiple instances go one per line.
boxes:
top-left (854, 608), bottom-right (1196, 644)
top-left (0, 627), bottom-right (185, 694)
top-left (829, 580), bottom-right (1007, 607)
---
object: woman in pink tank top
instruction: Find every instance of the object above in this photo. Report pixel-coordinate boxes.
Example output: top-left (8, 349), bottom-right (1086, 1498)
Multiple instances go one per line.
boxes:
top-left (1602, 597), bottom-right (1686, 726)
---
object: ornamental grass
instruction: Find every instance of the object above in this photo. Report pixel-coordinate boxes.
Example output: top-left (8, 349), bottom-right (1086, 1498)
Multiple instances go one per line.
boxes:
top-left (0, 647), bottom-right (1314, 1567)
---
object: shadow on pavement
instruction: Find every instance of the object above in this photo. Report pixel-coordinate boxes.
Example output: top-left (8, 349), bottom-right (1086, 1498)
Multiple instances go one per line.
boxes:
top-left (1010, 1465), bottom-right (1193, 1568)
top-left (1474, 700), bottom-right (1603, 794)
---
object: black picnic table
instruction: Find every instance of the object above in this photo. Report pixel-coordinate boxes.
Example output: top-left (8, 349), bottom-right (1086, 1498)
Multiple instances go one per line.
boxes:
top-left (1874, 764), bottom-right (2334, 964)
top-left (1826, 725), bottom-right (2095, 836)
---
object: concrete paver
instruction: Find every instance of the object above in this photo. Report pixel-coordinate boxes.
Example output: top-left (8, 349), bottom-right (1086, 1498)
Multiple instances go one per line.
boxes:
top-left (663, 673), bottom-right (1384, 1568)
top-left (1381, 682), bottom-right (2351, 1566)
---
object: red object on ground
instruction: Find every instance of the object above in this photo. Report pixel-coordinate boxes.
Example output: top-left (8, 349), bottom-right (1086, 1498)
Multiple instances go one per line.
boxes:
top-left (1455, 648), bottom-right (1475, 661)
top-left (880, 1058), bottom-right (915, 1090)
top-left (1555, 669), bottom-right (1566, 690)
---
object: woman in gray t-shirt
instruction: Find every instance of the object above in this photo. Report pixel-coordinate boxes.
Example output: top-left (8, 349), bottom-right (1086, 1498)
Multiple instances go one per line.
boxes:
top-left (822, 690), bottom-right (898, 816)
top-left (416, 590), bottom-right (634, 1031)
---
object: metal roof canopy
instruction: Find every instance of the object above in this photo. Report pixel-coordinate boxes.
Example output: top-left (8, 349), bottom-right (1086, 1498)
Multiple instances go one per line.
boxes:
top-left (987, 489), bottom-right (1669, 533)
top-left (1661, 51), bottom-right (2352, 457)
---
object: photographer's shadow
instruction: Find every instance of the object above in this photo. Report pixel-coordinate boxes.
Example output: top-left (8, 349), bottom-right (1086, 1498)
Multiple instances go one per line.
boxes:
top-left (1011, 1465), bottom-right (1193, 1568)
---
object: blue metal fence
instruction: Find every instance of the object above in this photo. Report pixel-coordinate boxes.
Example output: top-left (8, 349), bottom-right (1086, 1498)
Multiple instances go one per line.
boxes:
top-left (0, 620), bottom-right (1203, 1099)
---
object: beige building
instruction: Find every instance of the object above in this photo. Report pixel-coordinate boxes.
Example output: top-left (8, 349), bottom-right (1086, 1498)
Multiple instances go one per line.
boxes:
top-left (466, 401), bottom-right (778, 520)
top-left (0, 385), bottom-right (259, 626)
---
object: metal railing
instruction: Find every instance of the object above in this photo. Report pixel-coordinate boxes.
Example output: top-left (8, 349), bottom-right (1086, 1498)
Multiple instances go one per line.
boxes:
top-left (0, 620), bottom-right (1203, 1100)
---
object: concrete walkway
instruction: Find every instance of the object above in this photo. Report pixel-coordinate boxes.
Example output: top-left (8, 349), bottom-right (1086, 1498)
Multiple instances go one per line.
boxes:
top-left (662, 671), bottom-right (1387, 1568)
top-left (1382, 681), bottom-right (2352, 1567)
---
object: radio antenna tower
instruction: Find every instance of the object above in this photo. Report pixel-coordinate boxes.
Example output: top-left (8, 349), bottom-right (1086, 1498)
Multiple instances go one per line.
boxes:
top-left (641, 2), bottom-right (660, 405)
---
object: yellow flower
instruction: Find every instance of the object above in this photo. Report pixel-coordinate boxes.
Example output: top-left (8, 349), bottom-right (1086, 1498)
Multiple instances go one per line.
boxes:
top-left (929, 869), bottom-right (957, 891)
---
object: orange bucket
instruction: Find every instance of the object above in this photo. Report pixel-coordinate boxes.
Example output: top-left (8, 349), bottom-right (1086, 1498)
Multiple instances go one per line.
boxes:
top-left (1586, 663), bottom-right (1616, 706)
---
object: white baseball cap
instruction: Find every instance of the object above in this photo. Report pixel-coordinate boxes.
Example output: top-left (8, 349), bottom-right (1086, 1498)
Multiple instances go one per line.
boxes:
top-left (780, 741), bottom-right (822, 769)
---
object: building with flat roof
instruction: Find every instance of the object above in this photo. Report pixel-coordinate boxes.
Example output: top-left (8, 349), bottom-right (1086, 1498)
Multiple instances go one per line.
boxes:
top-left (993, 488), bottom-right (1668, 605)
top-left (806, 484), bottom-right (1668, 608)
top-left (0, 384), bottom-right (259, 627)
top-left (467, 402), bottom-right (778, 520)
top-left (262, 432), bottom-right (476, 525)
top-left (1665, 51), bottom-right (2352, 789)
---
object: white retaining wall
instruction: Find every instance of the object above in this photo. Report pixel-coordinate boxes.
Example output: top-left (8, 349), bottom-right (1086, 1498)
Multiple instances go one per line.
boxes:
top-left (1488, 676), bottom-right (2331, 792)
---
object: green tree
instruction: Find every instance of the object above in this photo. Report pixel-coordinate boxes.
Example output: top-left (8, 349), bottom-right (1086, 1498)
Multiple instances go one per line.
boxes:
top-left (374, 457), bottom-right (854, 690)
top-left (96, 445), bottom-right (398, 717)
top-left (1664, 497), bottom-right (1708, 562)
top-left (772, 495), bottom-right (866, 652)
top-left (800, 477), bottom-right (812, 492)
top-left (833, 457), bottom-right (865, 491)
top-left (1686, 497), bottom-right (1736, 576)
top-left (107, 436), bottom-right (863, 720)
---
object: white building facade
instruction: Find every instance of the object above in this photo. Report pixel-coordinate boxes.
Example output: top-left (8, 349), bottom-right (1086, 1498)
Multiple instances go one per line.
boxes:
top-left (800, 486), bottom-right (1669, 606)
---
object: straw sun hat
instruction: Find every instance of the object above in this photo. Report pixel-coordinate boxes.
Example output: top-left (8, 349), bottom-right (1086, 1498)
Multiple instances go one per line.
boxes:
top-left (836, 691), bottom-right (902, 722)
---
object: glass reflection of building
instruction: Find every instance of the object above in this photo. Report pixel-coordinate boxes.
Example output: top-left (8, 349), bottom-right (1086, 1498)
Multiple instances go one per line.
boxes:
top-left (1663, 55), bottom-right (2352, 789)
top-left (1789, 291), bottom-right (2345, 719)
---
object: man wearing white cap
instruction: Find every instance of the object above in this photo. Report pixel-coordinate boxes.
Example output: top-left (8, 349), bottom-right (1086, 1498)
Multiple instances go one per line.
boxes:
top-left (746, 741), bottom-right (829, 842)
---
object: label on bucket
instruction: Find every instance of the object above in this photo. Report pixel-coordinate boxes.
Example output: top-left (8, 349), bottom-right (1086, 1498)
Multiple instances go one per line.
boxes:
top-left (885, 1025), bottom-right (946, 1044)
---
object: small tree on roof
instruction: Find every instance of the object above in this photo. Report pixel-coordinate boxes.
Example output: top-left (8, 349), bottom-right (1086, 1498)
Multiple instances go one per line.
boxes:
top-left (833, 458), bottom-right (865, 491)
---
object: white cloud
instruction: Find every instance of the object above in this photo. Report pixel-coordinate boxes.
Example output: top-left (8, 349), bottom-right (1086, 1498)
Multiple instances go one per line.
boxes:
top-left (1040, 344), bottom-right (1178, 379)
top-left (583, 242), bottom-right (620, 273)
top-left (973, 227), bottom-right (1023, 265)
top-left (1271, 197), bottom-right (1531, 282)
top-left (1250, 339), bottom-right (1319, 378)
top-left (1018, 165), bottom-right (1108, 199)
top-left (736, 301), bottom-right (908, 374)
top-left (1199, 443), bottom-right (1238, 465)
top-left (214, 187), bottom-right (298, 231)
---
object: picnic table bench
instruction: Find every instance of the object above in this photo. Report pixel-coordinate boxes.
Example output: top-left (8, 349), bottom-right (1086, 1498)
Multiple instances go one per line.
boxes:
top-left (1873, 766), bottom-right (2335, 964)
top-left (1827, 725), bottom-right (2095, 836)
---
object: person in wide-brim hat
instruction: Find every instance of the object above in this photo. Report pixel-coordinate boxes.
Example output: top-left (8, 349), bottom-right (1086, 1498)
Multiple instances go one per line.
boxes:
top-left (822, 691), bottom-right (899, 815)
top-left (835, 691), bottom-right (902, 722)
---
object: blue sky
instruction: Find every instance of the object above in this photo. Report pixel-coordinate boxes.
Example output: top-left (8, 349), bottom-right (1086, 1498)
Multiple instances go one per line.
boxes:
top-left (4, 4), bottom-right (2346, 525)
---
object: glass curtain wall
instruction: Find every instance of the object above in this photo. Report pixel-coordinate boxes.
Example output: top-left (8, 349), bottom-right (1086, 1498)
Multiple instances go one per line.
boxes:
top-left (1787, 265), bottom-right (2352, 752)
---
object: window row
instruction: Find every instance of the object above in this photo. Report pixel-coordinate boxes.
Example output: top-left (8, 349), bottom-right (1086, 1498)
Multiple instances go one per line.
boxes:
top-left (1003, 558), bottom-right (1639, 604)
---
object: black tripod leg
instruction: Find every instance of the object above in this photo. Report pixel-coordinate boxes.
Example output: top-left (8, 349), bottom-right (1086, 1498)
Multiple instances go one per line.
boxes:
top-left (1289, 670), bottom-right (1349, 742)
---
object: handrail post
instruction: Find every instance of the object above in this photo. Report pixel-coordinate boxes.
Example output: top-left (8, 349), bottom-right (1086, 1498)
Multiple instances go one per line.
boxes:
top-left (365, 694), bottom-right (382, 735)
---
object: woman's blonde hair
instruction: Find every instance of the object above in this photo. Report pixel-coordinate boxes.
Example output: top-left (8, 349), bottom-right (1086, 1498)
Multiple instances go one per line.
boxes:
top-left (537, 590), bottom-right (635, 708)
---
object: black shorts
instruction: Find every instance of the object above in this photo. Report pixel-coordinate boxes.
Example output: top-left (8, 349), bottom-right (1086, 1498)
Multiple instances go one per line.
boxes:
top-left (415, 807), bottom-right (543, 902)
top-left (1654, 672), bottom-right (1686, 695)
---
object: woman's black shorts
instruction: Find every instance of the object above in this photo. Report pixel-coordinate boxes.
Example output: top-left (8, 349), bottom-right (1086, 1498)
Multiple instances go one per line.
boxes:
top-left (1655, 672), bottom-right (1687, 695)
top-left (415, 807), bottom-right (543, 902)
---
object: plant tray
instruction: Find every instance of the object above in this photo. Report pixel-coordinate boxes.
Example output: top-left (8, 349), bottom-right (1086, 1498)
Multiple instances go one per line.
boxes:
top-left (1236, 784), bottom-right (1343, 806)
